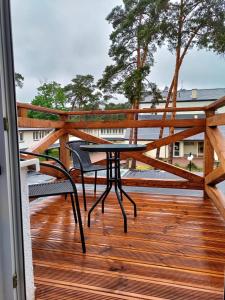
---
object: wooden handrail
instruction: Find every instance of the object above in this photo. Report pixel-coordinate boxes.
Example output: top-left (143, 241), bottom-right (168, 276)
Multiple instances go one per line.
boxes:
top-left (65, 118), bottom-right (205, 129)
top-left (17, 102), bottom-right (206, 116)
top-left (17, 102), bottom-right (67, 115)
top-left (65, 106), bottom-right (206, 115)
top-left (205, 95), bottom-right (225, 111)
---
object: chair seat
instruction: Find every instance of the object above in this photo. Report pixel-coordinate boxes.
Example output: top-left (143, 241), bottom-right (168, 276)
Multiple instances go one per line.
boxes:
top-left (75, 164), bottom-right (107, 173)
top-left (29, 180), bottom-right (74, 198)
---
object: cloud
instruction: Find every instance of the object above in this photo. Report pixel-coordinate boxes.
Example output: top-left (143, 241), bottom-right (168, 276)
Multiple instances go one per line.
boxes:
top-left (11, 0), bottom-right (225, 102)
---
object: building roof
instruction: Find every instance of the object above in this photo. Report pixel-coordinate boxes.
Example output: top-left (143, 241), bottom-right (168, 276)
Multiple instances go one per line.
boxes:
top-left (142, 88), bottom-right (225, 103)
top-left (124, 114), bottom-right (225, 141)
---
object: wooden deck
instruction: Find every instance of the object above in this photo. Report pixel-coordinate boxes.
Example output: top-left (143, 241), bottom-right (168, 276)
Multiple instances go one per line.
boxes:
top-left (31, 190), bottom-right (225, 300)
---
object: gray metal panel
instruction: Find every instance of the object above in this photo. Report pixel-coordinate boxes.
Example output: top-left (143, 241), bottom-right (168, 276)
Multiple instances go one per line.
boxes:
top-left (0, 0), bottom-right (26, 299)
top-left (143, 88), bottom-right (225, 102)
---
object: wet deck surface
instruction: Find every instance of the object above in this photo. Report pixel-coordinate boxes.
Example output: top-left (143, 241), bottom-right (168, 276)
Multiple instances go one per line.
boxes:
top-left (31, 190), bottom-right (225, 299)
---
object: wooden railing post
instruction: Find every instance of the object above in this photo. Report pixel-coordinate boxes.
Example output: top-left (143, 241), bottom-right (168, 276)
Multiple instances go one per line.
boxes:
top-left (18, 107), bottom-right (28, 118)
top-left (59, 115), bottom-right (70, 169)
top-left (204, 109), bottom-right (215, 198)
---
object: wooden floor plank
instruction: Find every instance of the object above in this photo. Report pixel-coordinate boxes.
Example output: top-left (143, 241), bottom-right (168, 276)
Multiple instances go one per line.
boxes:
top-left (32, 191), bottom-right (225, 300)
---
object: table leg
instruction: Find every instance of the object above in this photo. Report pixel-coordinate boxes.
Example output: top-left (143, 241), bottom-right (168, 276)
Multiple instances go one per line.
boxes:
top-left (118, 187), bottom-right (137, 217)
top-left (114, 152), bottom-right (137, 231)
top-left (88, 152), bottom-right (112, 227)
top-left (102, 152), bottom-right (112, 213)
top-left (114, 152), bottom-right (128, 232)
top-left (88, 150), bottom-right (137, 232)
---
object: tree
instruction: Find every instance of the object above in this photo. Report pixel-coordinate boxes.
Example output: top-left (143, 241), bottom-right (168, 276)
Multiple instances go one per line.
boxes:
top-left (64, 75), bottom-right (107, 111)
top-left (98, 0), bottom-right (168, 168)
top-left (104, 101), bottom-right (131, 120)
top-left (15, 72), bottom-right (24, 88)
top-left (156, 0), bottom-right (225, 162)
top-left (29, 81), bottom-right (66, 120)
top-left (148, 83), bottom-right (162, 109)
top-left (105, 101), bottom-right (131, 110)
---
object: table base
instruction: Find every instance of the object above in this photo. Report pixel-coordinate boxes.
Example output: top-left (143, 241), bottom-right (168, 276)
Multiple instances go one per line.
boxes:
top-left (87, 152), bottom-right (137, 233)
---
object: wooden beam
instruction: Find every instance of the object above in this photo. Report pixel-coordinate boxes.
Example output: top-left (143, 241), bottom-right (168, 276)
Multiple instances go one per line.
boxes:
top-left (59, 116), bottom-right (70, 169)
top-left (71, 173), bottom-right (203, 190)
top-left (206, 127), bottom-right (225, 169)
top-left (204, 111), bottom-right (215, 197)
top-left (65, 118), bottom-right (205, 130)
top-left (145, 127), bottom-right (205, 152)
top-left (66, 106), bottom-right (206, 116)
top-left (17, 107), bottom-right (28, 118)
top-left (205, 95), bottom-right (225, 111)
top-left (121, 152), bottom-right (203, 183)
top-left (17, 102), bottom-right (66, 115)
top-left (17, 102), bottom-right (206, 117)
top-left (39, 165), bottom-right (63, 179)
top-left (205, 185), bottom-right (225, 220)
top-left (67, 128), bottom-right (111, 145)
top-left (207, 113), bottom-right (225, 127)
top-left (205, 166), bottom-right (225, 185)
top-left (18, 117), bottom-right (64, 129)
top-left (27, 129), bottom-right (65, 153)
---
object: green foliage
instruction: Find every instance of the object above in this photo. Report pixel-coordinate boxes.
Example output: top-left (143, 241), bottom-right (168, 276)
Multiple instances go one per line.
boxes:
top-left (104, 101), bottom-right (131, 120)
top-left (148, 83), bottom-right (163, 108)
top-left (64, 75), bottom-right (109, 111)
top-left (15, 72), bottom-right (24, 88)
top-left (29, 81), bottom-right (66, 120)
top-left (165, 0), bottom-right (225, 55)
top-left (104, 101), bottom-right (131, 110)
top-left (186, 161), bottom-right (202, 172)
top-left (174, 162), bottom-right (203, 172)
top-left (98, 0), bottom-right (168, 105)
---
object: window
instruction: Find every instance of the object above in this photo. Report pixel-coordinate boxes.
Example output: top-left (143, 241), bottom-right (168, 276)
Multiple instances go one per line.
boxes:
top-left (173, 142), bottom-right (180, 157)
top-left (33, 131), bottom-right (40, 141)
top-left (18, 131), bottom-right (24, 143)
top-left (198, 142), bottom-right (204, 157)
top-left (33, 130), bottom-right (48, 140)
top-left (100, 128), bottom-right (124, 135)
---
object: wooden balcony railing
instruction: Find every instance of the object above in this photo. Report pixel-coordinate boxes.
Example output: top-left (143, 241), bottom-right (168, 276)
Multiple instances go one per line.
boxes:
top-left (17, 95), bottom-right (225, 220)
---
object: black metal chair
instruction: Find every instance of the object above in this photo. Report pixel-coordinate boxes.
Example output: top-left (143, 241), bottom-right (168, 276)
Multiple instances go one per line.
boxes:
top-left (20, 150), bottom-right (86, 253)
top-left (66, 141), bottom-right (107, 211)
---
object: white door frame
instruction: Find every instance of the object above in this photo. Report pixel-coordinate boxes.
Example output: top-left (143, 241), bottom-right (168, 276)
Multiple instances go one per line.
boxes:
top-left (0, 0), bottom-right (26, 299)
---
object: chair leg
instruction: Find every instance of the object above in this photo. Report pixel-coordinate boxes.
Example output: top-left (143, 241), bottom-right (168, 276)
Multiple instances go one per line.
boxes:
top-left (94, 171), bottom-right (97, 194)
top-left (81, 171), bottom-right (87, 211)
top-left (73, 191), bottom-right (86, 253)
top-left (70, 193), bottom-right (77, 224)
top-left (65, 194), bottom-right (68, 201)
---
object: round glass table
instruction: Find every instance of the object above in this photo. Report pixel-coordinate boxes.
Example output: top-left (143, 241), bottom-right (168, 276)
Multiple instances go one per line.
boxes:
top-left (80, 144), bottom-right (146, 232)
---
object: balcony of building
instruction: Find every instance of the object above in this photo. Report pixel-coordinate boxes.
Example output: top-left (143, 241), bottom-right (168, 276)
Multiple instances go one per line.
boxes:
top-left (18, 97), bottom-right (225, 300)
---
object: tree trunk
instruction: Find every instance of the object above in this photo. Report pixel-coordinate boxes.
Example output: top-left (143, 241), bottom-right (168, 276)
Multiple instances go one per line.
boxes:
top-left (162, 0), bottom-right (183, 164)
top-left (155, 30), bottom-right (196, 160)
top-left (127, 124), bottom-right (134, 169)
top-left (130, 102), bottom-right (139, 169)
top-left (155, 77), bottom-right (175, 159)
top-left (168, 44), bottom-right (181, 164)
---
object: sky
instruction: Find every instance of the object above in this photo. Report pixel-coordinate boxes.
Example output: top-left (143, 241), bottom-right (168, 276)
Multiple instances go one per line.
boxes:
top-left (11, 0), bottom-right (225, 103)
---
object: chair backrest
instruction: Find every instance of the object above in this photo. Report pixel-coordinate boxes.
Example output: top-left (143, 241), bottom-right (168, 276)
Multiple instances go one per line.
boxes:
top-left (68, 141), bottom-right (92, 168)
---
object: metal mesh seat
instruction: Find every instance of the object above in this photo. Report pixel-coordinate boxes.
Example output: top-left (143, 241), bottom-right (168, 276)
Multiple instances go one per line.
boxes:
top-left (29, 180), bottom-right (74, 198)
top-left (20, 150), bottom-right (86, 253)
top-left (67, 141), bottom-right (107, 211)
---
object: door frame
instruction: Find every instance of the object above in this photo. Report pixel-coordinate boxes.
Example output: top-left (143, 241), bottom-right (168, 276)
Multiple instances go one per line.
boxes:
top-left (0, 0), bottom-right (26, 299)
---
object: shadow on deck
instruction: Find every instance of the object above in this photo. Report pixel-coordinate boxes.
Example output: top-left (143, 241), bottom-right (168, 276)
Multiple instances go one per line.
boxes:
top-left (31, 190), bottom-right (225, 300)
